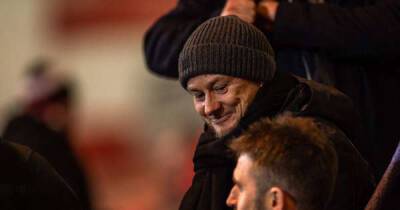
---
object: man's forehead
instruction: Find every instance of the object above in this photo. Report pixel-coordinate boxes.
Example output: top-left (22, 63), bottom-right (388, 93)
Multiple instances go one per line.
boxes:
top-left (187, 74), bottom-right (232, 89)
top-left (238, 154), bottom-right (254, 169)
top-left (189, 73), bottom-right (256, 88)
top-left (234, 154), bottom-right (255, 179)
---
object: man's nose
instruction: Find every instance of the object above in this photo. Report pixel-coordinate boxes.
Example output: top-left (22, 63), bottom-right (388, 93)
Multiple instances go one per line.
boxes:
top-left (226, 187), bottom-right (237, 207)
top-left (204, 94), bottom-right (221, 116)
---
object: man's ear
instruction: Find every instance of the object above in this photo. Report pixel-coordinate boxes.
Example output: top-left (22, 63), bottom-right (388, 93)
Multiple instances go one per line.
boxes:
top-left (265, 187), bottom-right (285, 210)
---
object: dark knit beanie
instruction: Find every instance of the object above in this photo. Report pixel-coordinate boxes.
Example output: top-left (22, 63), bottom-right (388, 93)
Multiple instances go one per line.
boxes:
top-left (178, 15), bottom-right (276, 88)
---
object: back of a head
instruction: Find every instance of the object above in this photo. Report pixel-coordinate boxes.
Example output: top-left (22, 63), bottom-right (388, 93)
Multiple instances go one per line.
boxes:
top-left (230, 114), bottom-right (338, 210)
top-left (178, 15), bottom-right (276, 88)
top-left (22, 60), bottom-right (75, 109)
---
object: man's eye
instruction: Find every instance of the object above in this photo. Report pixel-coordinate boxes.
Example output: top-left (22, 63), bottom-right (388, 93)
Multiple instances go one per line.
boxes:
top-left (193, 92), bottom-right (205, 101)
top-left (232, 183), bottom-right (243, 193)
top-left (213, 84), bottom-right (227, 93)
top-left (237, 184), bottom-right (243, 192)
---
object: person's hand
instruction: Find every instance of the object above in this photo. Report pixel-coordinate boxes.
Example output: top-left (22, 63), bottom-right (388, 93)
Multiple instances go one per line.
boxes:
top-left (221, 0), bottom-right (256, 24)
top-left (257, 0), bottom-right (279, 22)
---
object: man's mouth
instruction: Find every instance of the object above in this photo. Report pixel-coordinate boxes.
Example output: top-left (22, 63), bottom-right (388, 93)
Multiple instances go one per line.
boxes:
top-left (210, 112), bottom-right (233, 125)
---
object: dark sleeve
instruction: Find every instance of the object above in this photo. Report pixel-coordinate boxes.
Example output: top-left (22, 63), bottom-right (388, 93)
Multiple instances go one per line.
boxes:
top-left (143, 0), bottom-right (225, 78)
top-left (27, 151), bottom-right (83, 210)
top-left (272, 0), bottom-right (400, 60)
top-left (318, 122), bottom-right (375, 210)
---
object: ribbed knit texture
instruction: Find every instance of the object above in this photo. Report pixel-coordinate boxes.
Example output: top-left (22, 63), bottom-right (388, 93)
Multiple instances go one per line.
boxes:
top-left (179, 15), bottom-right (276, 88)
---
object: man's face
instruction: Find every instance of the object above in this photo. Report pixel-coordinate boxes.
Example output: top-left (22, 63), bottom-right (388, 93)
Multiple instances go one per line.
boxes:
top-left (187, 74), bottom-right (260, 137)
top-left (226, 154), bottom-right (267, 210)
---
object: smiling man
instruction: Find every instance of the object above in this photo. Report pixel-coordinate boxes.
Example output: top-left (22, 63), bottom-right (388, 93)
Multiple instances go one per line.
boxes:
top-left (187, 75), bottom-right (260, 138)
top-left (227, 115), bottom-right (338, 210)
top-left (177, 15), bottom-right (374, 210)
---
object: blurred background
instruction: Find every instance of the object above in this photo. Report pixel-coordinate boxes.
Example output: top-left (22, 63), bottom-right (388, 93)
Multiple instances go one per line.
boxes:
top-left (0, 0), bottom-right (202, 210)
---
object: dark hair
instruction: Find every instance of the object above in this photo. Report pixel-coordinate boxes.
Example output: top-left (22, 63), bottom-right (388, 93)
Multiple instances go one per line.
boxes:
top-left (26, 59), bottom-right (75, 107)
top-left (229, 113), bottom-right (338, 210)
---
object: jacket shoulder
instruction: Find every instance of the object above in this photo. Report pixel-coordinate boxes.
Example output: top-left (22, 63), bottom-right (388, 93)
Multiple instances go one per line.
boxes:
top-left (312, 119), bottom-right (375, 210)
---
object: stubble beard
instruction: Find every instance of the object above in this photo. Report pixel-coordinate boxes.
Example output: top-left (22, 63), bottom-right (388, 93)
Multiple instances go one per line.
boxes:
top-left (254, 192), bottom-right (269, 210)
top-left (206, 120), bottom-right (237, 139)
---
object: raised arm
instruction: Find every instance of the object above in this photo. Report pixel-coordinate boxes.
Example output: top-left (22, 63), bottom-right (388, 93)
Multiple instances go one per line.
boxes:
top-left (144, 0), bottom-right (225, 78)
top-left (144, 0), bottom-right (258, 78)
top-left (258, 0), bottom-right (400, 60)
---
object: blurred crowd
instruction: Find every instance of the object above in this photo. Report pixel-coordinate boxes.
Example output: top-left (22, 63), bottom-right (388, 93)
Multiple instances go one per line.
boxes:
top-left (0, 58), bottom-right (197, 210)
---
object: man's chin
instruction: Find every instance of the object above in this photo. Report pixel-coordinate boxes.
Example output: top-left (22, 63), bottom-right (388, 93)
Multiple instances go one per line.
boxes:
top-left (205, 119), bottom-right (238, 138)
top-left (212, 125), bottom-right (234, 138)
top-left (204, 124), bottom-right (225, 138)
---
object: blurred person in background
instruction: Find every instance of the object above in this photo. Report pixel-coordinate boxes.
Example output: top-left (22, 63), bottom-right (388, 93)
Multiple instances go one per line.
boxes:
top-left (144, 0), bottom-right (400, 179)
top-left (226, 115), bottom-right (338, 210)
top-left (177, 16), bottom-right (374, 210)
top-left (0, 137), bottom-right (82, 210)
top-left (2, 59), bottom-right (93, 210)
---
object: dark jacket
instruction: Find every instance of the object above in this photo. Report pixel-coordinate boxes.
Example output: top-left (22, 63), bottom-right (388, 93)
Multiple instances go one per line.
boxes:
top-left (144, 0), bottom-right (400, 178)
top-left (0, 139), bottom-right (82, 210)
top-left (179, 72), bottom-right (375, 210)
top-left (2, 114), bottom-right (93, 210)
top-left (271, 0), bottom-right (400, 179)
